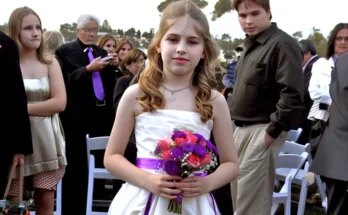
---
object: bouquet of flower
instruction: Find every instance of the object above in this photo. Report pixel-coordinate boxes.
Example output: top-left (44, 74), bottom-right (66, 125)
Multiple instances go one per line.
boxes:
top-left (153, 126), bottom-right (219, 214)
top-left (0, 199), bottom-right (34, 215)
top-left (0, 165), bottom-right (34, 215)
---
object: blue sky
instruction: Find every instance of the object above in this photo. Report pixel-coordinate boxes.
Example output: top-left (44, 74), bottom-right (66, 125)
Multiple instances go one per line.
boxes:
top-left (1, 0), bottom-right (347, 39)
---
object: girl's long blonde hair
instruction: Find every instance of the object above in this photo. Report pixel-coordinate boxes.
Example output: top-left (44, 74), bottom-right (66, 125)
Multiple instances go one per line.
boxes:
top-left (138, 0), bottom-right (219, 123)
top-left (8, 6), bottom-right (51, 64)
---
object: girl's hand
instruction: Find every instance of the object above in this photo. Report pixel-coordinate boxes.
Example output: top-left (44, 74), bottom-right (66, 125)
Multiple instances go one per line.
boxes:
top-left (144, 174), bottom-right (182, 200)
top-left (174, 176), bottom-right (210, 198)
top-left (12, 154), bottom-right (24, 166)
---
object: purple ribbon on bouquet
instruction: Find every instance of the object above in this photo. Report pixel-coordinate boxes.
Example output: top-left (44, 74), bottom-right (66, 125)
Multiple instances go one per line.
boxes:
top-left (136, 158), bottom-right (217, 215)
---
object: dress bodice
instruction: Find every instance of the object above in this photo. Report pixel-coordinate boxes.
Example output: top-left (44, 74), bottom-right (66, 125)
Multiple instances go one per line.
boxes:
top-left (135, 109), bottom-right (213, 159)
top-left (18, 76), bottom-right (66, 177)
top-left (109, 109), bottom-right (219, 215)
top-left (23, 77), bottom-right (50, 102)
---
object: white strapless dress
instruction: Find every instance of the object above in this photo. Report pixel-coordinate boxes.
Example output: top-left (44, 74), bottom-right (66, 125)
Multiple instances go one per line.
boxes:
top-left (108, 109), bottom-right (220, 215)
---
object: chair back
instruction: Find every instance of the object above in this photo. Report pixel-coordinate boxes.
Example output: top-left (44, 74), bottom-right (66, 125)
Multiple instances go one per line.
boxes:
top-left (286, 128), bottom-right (303, 142)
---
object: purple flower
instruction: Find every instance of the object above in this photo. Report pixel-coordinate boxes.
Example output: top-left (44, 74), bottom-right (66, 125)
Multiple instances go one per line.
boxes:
top-left (205, 141), bottom-right (219, 156)
top-left (171, 147), bottom-right (184, 160)
top-left (205, 140), bottom-right (214, 150)
top-left (193, 133), bottom-right (205, 143)
top-left (194, 144), bottom-right (207, 158)
top-left (164, 160), bottom-right (181, 176)
top-left (212, 145), bottom-right (219, 156)
top-left (175, 194), bottom-right (182, 203)
top-left (171, 131), bottom-right (187, 140)
top-left (154, 146), bottom-right (161, 154)
top-left (182, 143), bottom-right (195, 152)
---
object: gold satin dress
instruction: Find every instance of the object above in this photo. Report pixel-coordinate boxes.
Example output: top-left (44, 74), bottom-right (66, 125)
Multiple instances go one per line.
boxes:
top-left (9, 77), bottom-right (67, 193)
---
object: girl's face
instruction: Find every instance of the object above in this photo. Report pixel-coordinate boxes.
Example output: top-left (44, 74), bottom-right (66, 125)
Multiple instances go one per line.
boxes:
top-left (20, 14), bottom-right (42, 50)
top-left (158, 16), bottom-right (204, 78)
top-left (118, 43), bottom-right (132, 61)
top-left (126, 54), bottom-right (145, 74)
top-left (103, 39), bottom-right (116, 54)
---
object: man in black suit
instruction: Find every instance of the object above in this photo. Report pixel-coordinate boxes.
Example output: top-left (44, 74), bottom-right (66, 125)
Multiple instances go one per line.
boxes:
top-left (0, 31), bottom-right (32, 196)
top-left (55, 14), bottom-right (118, 215)
top-left (292, 40), bottom-right (320, 144)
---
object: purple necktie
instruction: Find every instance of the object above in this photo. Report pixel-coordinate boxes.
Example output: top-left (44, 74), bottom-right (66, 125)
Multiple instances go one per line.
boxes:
top-left (87, 47), bottom-right (105, 101)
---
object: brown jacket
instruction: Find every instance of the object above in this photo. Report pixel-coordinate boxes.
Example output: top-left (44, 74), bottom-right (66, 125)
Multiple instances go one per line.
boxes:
top-left (230, 23), bottom-right (304, 138)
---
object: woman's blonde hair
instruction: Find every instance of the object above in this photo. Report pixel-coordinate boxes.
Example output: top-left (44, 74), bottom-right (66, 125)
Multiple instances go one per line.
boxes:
top-left (8, 6), bottom-right (50, 64)
top-left (43, 30), bottom-right (65, 54)
top-left (138, 0), bottom-right (219, 123)
top-left (96, 34), bottom-right (117, 50)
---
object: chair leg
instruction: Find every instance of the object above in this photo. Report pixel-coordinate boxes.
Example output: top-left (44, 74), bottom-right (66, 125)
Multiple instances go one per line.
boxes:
top-left (271, 204), bottom-right (279, 215)
top-left (86, 157), bottom-right (95, 215)
top-left (285, 197), bottom-right (291, 215)
top-left (297, 179), bottom-right (308, 215)
top-left (315, 174), bottom-right (326, 200)
top-left (55, 181), bottom-right (62, 215)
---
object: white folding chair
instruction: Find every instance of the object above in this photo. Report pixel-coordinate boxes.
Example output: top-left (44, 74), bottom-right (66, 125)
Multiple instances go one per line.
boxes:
top-left (322, 197), bottom-right (327, 212)
top-left (86, 135), bottom-right (120, 215)
top-left (277, 141), bottom-right (326, 215)
top-left (286, 128), bottom-right (303, 142)
top-left (272, 152), bottom-right (308, 215)
top-left (30, 180), bottom-right (62, 215)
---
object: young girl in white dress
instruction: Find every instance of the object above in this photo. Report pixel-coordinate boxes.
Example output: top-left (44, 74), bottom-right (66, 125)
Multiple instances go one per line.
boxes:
top-left (104, 1), bottom-right (239, 214)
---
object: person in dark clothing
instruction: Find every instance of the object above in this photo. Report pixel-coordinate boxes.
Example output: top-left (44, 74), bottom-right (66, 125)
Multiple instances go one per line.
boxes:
top-left (111, 48), bottom-right (146, 195)
top-left (0, 31), bottom-right (33, 197)
top-left (229, 0), bottom-right (304, 214)
top-left (222, 44), bottom-right (243, 102)
top-left (55, 14), bottom-right (118, 215)
top-left (113, 49), bottom-right (147, 111)
top-left (291, 39), bottom-right (319, 144)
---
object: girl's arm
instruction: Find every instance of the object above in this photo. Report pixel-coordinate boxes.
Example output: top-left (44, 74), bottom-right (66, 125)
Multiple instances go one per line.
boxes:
top-left (28, 58), bottom-right (67, 116)
top-left (204, 91), bottom-right (239, 192)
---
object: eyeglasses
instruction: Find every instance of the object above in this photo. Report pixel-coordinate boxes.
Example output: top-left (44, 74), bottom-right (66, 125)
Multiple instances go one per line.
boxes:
top-left (132, 59), bottom-right (145, 66)
top-left (336, 36), bottom-right (348, 42)
top-left (83, 28), bottom-right (98, 34)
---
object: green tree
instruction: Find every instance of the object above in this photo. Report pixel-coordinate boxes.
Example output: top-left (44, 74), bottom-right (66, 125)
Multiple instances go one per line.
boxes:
top-left (221, 33), bottom-right (231, 41)
top-left (125, 28), bottom-right (136, 37)
top-left (59, 23), bottom-right (77, 41)
top-left (117, 29), bottom-right (124, 37)
top-left (211, 0), bottom-right (231, 21)
top-left (142, 31), bottom-right (149, 39)
top-left (100, 19), bottom-right (112, 33)
top-left (0, 23), bottom-right (7, 32)
top-left (136, 30), bottom-right (141, 39)
top-left (157, 0), bottom-right (234, 20)
top-left (292, 31), bottom-right (303, 41)
top-left (307, 27), bottom-right (327, 57)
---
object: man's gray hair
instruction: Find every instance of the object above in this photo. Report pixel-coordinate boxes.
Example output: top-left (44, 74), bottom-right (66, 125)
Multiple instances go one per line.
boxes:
top-left (77, 14), bottom-right (100, 29)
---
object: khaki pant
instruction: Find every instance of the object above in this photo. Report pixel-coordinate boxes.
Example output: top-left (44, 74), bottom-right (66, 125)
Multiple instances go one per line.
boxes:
top-left (231, 123), bottom-right (287, 215)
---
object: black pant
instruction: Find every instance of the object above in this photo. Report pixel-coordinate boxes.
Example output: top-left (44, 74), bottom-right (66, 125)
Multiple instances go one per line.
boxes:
top-left (322, 176), bottom-right (348, 215)
top-left (310, 119), bottom-right (327, 158)
top-left (60, 111), bottom-right (114, 215)
top-left (210, 134), bottom-right (233, 215)
top-left (61, 123), bottom-right (89, 215)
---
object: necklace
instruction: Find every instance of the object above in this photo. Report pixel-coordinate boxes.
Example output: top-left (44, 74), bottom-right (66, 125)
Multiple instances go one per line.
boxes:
top-left (161, 84), bottom-right (192, 102)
